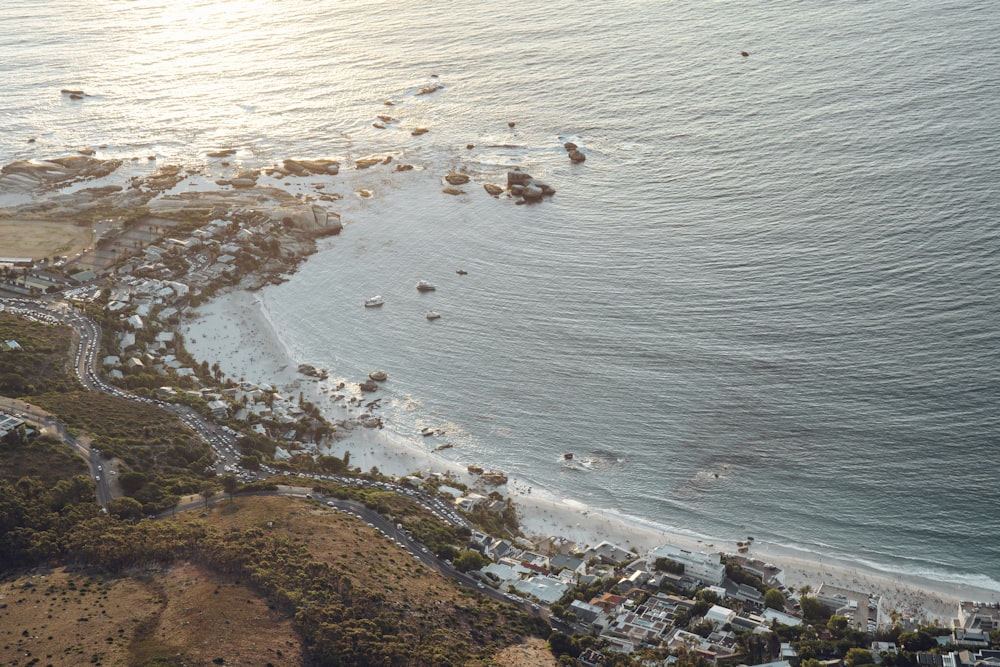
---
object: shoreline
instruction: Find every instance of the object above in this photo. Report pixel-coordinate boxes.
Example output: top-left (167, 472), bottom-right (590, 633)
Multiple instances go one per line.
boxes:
top-left (183, 281), bottom-right (1000, 625)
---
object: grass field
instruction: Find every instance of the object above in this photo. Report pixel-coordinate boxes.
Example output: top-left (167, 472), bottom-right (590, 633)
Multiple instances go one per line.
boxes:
top-left (0, 219), bottom-right (92, 261)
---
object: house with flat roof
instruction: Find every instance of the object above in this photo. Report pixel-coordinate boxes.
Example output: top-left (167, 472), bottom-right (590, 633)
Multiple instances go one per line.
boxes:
top-left (207, 400), bottom-right (228, 418)
top-left (958, 601), bottom-right (1000, 632)
top-left (649, 543), bottom-right (725, 586)
top-left (0, 412), bottom-right (25, 438)
top-left (705, 604), bottom-right (737, 628)
top-left (513, 574), bottom-right (570, 605)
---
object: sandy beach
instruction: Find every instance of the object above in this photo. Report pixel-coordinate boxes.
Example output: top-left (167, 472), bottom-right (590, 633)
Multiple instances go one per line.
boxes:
top-left (184, 285), bottom-right (1000, 626)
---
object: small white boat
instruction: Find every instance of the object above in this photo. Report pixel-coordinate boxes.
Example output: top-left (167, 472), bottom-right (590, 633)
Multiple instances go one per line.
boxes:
top-left (364, 295), bottom-right (384, 307)
top-left (425, 310), bottom-right (441, 320)
top-left (416, 280), bottom-right (436, 292)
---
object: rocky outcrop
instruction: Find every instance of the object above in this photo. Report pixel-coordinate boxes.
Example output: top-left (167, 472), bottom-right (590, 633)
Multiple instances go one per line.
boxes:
top-left (506, 171), bottom-right (533, 187)
top-left (145, 189), bottom-right (342, 235)
top-left (142, 165), bottom-right (186, 192)
top-left (483, 183), bottom-right (503, 196)
top-left (416, 83), bottom-right (444, 95)
top-left (298, 364), bottom-right (329, 379)
top-left (504, 170), bottom-right (556, 204)
top-left (282, 159), bottom-right (340, 176)
top-left (274, 205), bottom-right (342, 234)
top-left (0, 156), bottom-right (122, 193)
top-left (355, 156), bottom-right (391, 169)
top-left (521, 184), bottom-right (543, 201)
top-left (568, 149), bottom-right (586, 163)
top-left (444, 173), bottom-right (470, 185)
top-left (480, 471), bottom-right (508, 486)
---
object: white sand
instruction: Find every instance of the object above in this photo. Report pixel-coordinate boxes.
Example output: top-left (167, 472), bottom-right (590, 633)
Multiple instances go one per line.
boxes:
top-left (184, 285), bottom-right (1000, 624)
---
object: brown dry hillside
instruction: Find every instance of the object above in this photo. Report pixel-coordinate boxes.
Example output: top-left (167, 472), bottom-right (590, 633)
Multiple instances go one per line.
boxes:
top-left (0, 494), bottom-right (548, 666)
top-left (0, 563), bottom-right (301, 667)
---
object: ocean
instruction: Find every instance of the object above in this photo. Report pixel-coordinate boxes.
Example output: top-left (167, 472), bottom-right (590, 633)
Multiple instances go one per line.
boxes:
top-left (2, 0), bottom-right (998, 591)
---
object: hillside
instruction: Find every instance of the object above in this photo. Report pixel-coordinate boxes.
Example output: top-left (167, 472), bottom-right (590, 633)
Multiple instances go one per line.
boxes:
top-left (0, 494), bottom-right (550, 666)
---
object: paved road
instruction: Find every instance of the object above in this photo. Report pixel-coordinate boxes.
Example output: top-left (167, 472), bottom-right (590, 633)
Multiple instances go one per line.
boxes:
top-left (1, 295), bottom-right (243, 486)
top-left (0, 394), bottom-right (113, 505)
top-left (2, 295), bottom-right (556, 619)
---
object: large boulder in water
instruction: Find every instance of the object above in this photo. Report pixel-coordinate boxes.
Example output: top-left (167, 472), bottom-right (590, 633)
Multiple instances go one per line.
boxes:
top-left (521, 184), bottom-right (543, 201)
top-left (568, 149), bottom-right (586, 163)
top-left (507, 171), bottom-right (533, 187)
top-left (445, 173), bottom-right (470, 185)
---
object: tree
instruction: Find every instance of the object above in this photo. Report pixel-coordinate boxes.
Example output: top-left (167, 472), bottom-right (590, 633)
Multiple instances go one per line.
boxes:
top-left (799, 595), bottom-right (829, 622)
top-left (691, 620), bottom-right (715, 638)
top-left (106, 496), bottom-right (144, 521)
top-left (828, 615), bottom-right (850, 637)
top-left (765, 589), bottom-right (786, 610)
top-left (220, 474), bottom-right (239, 501)
top-left (118, 471), bottom-right (147, 495)
top-left (697, 589), bottom-right (720, 604)
top-left (239, 454), bottom-right (261, 471)
top-left (898, 630), bottom-right (935, 653)
top-left (199, 481), bottom-right (217, 507)
top-left (452, 549), bottom-right (488, 573)
top-left (845, 648), bottom-right (875, 667)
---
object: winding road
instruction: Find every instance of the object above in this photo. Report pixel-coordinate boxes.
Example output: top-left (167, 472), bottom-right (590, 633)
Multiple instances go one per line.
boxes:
top-left (1, 293), bottom-right (565, 624)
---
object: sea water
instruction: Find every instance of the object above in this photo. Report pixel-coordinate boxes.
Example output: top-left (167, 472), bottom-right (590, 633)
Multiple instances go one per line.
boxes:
top-left (2, 0), bottom-right (998, 590)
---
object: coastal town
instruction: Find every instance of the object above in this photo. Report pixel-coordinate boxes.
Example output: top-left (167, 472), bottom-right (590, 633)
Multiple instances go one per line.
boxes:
top-left (2, 154), bottom-right (999, 666)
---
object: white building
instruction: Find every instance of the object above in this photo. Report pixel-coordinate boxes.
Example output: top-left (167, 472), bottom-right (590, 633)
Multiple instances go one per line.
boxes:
top-left (648, 544), bottom-right (725, 586)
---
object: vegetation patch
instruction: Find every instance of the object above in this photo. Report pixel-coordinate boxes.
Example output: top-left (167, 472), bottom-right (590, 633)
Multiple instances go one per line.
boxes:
top-left (0, 312), bottom-right (77, 396)
top-left (0, 434), bottom-right (88, 486)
